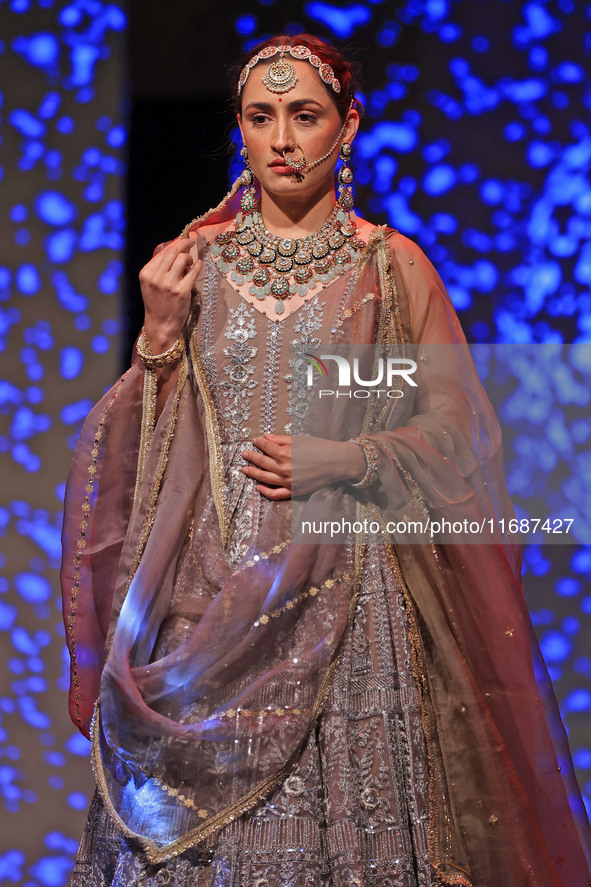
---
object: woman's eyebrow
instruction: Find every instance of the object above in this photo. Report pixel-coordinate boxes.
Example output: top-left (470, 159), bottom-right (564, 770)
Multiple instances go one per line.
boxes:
top-left (286, 99), bottom-right (325, 110)
top-left (244, 102), bottom-right (274, 113)
top-left (244, 99), bottom-right (326, 113)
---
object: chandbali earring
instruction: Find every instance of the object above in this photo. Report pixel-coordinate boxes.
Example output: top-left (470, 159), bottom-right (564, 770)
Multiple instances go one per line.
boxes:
top-left (337, 142), bottom-right (354, 211)
top-left (239, 145), bottom-right (257, 213)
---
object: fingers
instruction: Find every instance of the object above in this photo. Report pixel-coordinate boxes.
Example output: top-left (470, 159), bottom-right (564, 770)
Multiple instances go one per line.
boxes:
top-left (242, 434), bottom-right (291, 478)
top-left (241, 449), bottom-right (275, 471)
top-left (164, 243), bottom-right (202, 290)
top-left (260, 433), bottom-right (290, 444)
top-left (171, 250), bottom-right (195, 277)
top-left (160, 237), bottom-right (194, 272)
top-left (241, 449), bottom-right (288, 484)
top-left (242, 435), bottom-right (292, 499)
top-left (140, 245), bottom-right (201, 296)
top-left (241, 463), bottom-right (281, 485)
top-left (242, 468), bottom-right (285, 487)
top-left (139, 235), bottom-right (202, 348)
top-left (140, 240), bottom-right (189, 281)
top-left (241, 450), bottom-right (279, 479)
top-left (249, 435), bottom-right (287, 459)
top-left (145, 238), bottom-right (193, 277)
top-left (187, 258), bottom-right (202, 285)
top-left (256, 484), bottom-right (291, 501)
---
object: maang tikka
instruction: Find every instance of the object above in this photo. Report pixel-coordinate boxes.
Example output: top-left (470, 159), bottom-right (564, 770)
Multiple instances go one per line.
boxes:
top-left (239, 145), bottom-right (257, 213)
top-left (263, 51), bottom-right (298, 94)
top-left (337, 142), bottom-right (354, 211)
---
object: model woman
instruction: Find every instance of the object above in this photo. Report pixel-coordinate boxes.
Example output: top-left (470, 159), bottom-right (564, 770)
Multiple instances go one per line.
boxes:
top-left (62, 34), bottom-right (591, 886)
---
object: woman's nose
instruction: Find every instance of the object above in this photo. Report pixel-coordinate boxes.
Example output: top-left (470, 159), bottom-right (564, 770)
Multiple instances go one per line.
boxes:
top-left (270, 121), bottom-right (296, 155)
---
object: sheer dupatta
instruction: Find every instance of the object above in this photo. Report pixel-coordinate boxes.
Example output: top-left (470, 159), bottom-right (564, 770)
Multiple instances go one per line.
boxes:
top-left (61, 226), bottom-right (591, 883)
top-left (361, 239), bottom-right (591, 884)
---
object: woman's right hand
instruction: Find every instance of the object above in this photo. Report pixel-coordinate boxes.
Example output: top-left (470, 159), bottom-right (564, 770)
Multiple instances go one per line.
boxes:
top-left (139, 237), bottom-right (202, 352)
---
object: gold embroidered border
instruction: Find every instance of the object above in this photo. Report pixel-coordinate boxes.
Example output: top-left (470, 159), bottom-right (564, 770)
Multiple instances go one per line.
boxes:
top-left (238, 538), bottom-right (290, 571)
top-left (68, 371), bottom-right (130, 729)
top-left (91, 695), bottom-right (317, 862)
top-left (357, 224), bottom-right (391, 273)
top-left (207, 705), bottom-right (311, 722)
top-left (254, 571), bottom-right (352, 626)
top-left (342, 231), bottom-right (409, 441)
top-left (133, 365), bottom-right (157, 505)
top-left (220, 541), bottom-right (293, 625)
top-left (331, 291), bottom-right (377, 335)
top-left (381, 238), bottom-right (406, 346)
top-left (329, 229), bottom-right (388, 337)
top-left (189, 336), bottom-right (228, 547)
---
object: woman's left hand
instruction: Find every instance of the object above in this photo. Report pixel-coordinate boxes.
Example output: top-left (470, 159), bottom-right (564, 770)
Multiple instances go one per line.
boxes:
top-left (241, 434), bottom-right (367, 500)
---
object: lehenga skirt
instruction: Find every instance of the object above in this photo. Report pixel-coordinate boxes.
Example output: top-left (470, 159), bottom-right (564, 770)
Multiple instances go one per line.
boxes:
top-left (70, 543), bottom-right (433, 887)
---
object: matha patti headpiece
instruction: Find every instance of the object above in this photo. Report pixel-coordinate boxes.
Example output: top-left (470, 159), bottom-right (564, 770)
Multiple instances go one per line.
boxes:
top-left (238, 44), bottom-right (341, 96)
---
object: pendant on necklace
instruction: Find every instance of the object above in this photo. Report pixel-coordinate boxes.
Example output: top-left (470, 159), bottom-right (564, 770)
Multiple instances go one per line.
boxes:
top-left (210, 204), bottom-right (365, 315)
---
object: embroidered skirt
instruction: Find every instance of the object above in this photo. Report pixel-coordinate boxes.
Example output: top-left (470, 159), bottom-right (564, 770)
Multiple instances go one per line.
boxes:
top-left (71, 544), bottom-right (432, 887)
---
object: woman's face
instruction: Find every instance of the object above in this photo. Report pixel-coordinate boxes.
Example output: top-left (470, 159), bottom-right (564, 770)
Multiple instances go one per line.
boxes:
top-left (237, 58), bottom-right (358, 205)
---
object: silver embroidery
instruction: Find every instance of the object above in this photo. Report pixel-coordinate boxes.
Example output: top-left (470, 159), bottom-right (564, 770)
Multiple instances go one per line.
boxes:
top-left (260, 320), bottom-right (283, 434)
top-left (198, 253), bottom-right (221, 385)
top-left (219, 301), bottom-right (258, 439)
top-left (330, 270), bottom-right (359, 343)
top-left (283, 296), bottom-right (325, 435)
top-left (224, 442), bottom-right (258, 569)
top-left (227, 501), bottom-right (254, 567)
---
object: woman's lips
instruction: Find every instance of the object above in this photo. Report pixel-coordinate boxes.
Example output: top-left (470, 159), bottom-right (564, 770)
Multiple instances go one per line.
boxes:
top-left (268, 159), bottom-right (295, 175)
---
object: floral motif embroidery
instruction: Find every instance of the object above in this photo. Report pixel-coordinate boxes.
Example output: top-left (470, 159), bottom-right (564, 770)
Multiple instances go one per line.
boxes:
top-left (283, 296), bottom-right (325, 434)
top-left (219, 301), bottom-right (259, 439)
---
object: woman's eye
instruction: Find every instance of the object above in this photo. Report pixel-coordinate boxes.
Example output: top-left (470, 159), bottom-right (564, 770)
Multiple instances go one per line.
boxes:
top-left (296, 113), bottom-right (316, 124)
top-left (250, 114), bottom-right (268, 125)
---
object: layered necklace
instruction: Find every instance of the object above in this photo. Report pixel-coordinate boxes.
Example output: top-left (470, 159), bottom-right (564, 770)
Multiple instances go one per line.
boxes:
top-left (210, 204), bottom-right (365, 315)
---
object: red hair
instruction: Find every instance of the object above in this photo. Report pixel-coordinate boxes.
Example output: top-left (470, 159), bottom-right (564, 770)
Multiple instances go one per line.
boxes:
top-left (230, 34), bottom-right (362, 120)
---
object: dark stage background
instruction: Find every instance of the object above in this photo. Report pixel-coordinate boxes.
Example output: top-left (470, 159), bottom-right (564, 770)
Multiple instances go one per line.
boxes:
top-left (1, 1), bottom-right (591, 883)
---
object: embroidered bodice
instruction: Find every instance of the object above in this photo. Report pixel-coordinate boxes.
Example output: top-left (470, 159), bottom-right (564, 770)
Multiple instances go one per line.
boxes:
top-left (193, 251), bottom-right (366, 565)
top-left (195, 250), bottom-right (362, 442)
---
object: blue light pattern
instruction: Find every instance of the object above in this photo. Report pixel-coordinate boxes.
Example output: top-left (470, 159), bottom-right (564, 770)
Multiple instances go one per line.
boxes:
top-left (2, 1), bottom-right (591, 883)
top-left (1, 1), bottom-right (125, 883)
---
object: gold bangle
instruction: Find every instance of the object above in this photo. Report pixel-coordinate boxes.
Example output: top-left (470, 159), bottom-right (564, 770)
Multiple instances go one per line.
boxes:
top-left (348, 435), bottom-right (381, 489)
top-left (136, 330), bottom-right (185, 370)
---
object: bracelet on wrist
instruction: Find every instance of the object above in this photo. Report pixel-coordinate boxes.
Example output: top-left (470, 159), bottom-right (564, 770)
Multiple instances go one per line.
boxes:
top-left (136, 330), bottom-right (185, 370)
top-left (348, 435), bottom-right (380, 489)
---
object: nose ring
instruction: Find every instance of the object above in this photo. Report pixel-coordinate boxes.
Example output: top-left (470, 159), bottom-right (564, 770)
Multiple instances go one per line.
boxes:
top-left (283, 145), bottom-right (307, 172)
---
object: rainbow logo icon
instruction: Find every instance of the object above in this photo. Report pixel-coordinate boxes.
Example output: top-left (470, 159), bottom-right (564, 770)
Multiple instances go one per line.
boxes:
top-left (302, 352), bottom-right (329, 377)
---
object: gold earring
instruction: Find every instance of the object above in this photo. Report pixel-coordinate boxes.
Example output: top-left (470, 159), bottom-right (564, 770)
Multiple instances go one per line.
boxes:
top-left (239, 145), bottom-right (256, 213)
top-left (337, 142), bottom-right (354, 211)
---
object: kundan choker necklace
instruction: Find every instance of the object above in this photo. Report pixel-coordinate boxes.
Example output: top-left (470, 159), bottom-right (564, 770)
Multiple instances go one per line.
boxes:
top-left (210, 204), bottom-right (365, 315)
